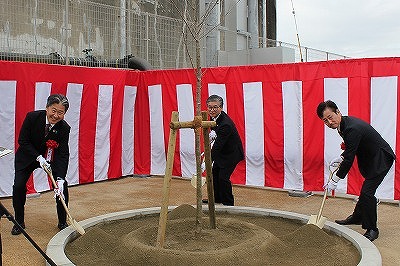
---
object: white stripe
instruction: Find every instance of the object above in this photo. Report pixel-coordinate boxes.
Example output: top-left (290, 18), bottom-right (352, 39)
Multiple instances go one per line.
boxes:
top-left (371, 76), bottom-right (397, 200)
top-left (94, 85), bottom-right (113, 181)
top-left (282, 81), bottom-right (303, 190)
top-left (177, 84), bottom-right (195, 178)
top-left (149, 85), bottom-right (166, 175)
top-left (33, 82), bottom-right (52, 192)
top-left (0, 81), bottom-right (16, 196)
top-left (34, 82), bottom-right (51, 110)
top-left (65, 83), bottom-right (84, 185)
top-left (324, 78), bottom-right (348, 193)
top-left (122, 85), bottom-right (137, 176)
top-left (208, 83), bottom-right (227, 113)
top-left (243, 82), bottom-right (264, 186)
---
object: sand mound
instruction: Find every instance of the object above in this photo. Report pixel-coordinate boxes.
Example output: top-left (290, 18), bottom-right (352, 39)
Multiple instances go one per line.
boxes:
top-left (167, 204), bottom-right (199, 220)
top-left (122, 217), bottom-right (288, 265)
top-left (65, 205), bottom-right (360, 265)
top-left (281, 223), bottom-right (335, 248)
top-left (66, 227), bottom-right (125, 264)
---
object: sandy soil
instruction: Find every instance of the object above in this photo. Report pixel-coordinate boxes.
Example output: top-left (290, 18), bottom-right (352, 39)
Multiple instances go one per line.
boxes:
top-left (0, 176), bottom-right (399, 265)
top-left (65, 204), bottom-right (359, 265)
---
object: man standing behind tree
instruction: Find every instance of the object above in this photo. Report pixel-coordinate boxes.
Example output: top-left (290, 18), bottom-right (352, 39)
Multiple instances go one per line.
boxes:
top-left (203, 95), bottom-right (244, 206)
top-left (11, 94), bottom-right (71, 235)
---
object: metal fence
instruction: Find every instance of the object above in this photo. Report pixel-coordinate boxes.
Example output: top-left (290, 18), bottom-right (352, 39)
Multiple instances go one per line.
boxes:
top-left (260, 39), bottom-right (350, 62)
top-left (0, 0), bottom-right (348, 69)
top-left (0, 0), bottom-right (196, 69)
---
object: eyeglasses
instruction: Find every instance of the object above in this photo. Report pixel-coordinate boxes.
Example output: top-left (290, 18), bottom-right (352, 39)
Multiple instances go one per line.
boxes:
top-left (207, 105), bottom-right (221, 111)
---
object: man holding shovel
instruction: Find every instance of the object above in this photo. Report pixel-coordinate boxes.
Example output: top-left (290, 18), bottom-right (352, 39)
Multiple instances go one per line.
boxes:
top-left (316, 100), bottom-right (395, 241)
top-left (11, 94), bottom-right (70, 235)
top-left (202, 95), bottom-right (244, 206)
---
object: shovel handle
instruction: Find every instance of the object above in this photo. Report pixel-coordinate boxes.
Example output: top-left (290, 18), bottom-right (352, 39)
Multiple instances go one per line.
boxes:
top-left (316, 188), bottom-right (328, 221)
top-left (317, 164), bottom-right (341, 221)
top-left (43, 166), bottom-right (85, 235)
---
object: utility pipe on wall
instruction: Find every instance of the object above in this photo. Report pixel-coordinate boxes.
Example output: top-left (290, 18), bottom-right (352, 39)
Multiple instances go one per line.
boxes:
top-left (248, 0), bottom-right (259, 49)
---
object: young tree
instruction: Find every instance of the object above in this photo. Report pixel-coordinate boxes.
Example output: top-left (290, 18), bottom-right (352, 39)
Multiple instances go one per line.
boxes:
top-left (169, 0), bottom-right (221, 232)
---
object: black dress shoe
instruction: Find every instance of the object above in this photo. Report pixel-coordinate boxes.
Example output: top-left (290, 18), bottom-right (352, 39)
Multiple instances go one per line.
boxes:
top-left (58, 223), bottom-right (68, 230)
top-left (364, 229), bottom-right (379, 241)
top-left (11, 223), bottom-right (25, 235)
top-left (335, 215), bottom-right (362, 225)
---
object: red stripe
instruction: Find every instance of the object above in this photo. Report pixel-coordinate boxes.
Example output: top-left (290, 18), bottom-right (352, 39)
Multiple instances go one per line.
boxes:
top-left (160, 70), bottom-right (183, 176)
top-left (347, 73), bottom-right (370, 195)
top-left (14, 64), bottom-right (37, 194)
top-left (78, 84), bottom-right (97, 183)
top-left (226, 68), bottom-right (246, 185)
top-left (302, 64), bottom-right (325, 191)
top-left (134, 74), bottom-right (151, 174)
top-left (108, 83), bottom-right (123, 179)
top-left (262, 65), bottom-right (285, 188)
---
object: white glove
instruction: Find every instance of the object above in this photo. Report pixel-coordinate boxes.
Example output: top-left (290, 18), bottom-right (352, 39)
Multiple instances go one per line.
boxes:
top-left (329, 156), bottom-right (343, 168)
top-left (54, 178), bottom-right (65, 200)
top-left (201, 161), bottom-right (206, 172)
top-left (324, 174), bottom-right (341, 192)
top-left (329, 156), bottom-right (343, 172)
top-left (209, 130), bottom-right (217, 142)
top-left (36, 155), bottom-right (50, 171)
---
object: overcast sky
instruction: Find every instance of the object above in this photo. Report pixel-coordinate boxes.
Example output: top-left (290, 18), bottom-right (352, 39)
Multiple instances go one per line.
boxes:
top-left (276, 0), bottom-right (400, 59)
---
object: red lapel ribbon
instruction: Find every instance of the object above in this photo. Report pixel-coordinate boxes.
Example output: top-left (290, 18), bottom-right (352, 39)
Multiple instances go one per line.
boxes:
top-left (45, 140), bottom-right (59, 162)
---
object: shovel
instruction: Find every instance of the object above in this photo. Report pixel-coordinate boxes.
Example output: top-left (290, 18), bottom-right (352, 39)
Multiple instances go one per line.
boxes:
top-left (190, 138), bottom-right (214, 189)
top-left (190, 152), bottom-right (207, 188)
top-left (43, 165), bottom-right (85, 235)
top-left (191, 174), bottom-right (206, 188)
top-left (307, 163), bottom-right (340, 229)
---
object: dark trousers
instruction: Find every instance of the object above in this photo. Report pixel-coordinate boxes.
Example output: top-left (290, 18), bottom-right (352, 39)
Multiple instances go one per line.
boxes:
top-left (13, 163), bottom-right (69, 225)
top-left (352, 167), bottom-right (392, 230)
top-left (212, 164), bottom-right (236, 206)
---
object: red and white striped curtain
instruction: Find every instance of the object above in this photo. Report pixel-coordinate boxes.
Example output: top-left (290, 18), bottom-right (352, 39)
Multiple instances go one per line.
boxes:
top-left (0, 59), bottom-right (399, 200)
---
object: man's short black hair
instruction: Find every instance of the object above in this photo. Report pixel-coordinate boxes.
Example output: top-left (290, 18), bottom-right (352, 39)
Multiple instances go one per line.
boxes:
top-left (206, 95), bottom-right (224, 107)
top-left (316, 100), bottom-right (339, 119)
top-left (46, 94), bottom-right (69, 112)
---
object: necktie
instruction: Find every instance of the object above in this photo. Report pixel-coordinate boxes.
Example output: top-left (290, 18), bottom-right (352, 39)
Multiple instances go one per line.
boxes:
top-left (45, 124), bottom-right (51, 136)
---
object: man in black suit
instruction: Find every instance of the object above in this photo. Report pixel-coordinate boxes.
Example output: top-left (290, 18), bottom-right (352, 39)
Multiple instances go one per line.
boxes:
top-left (11, 94), bottom-right (71, 235)
top-left (205, 95), bottom-right (244, 206)
top-left (316, 100), bottom-right (395, 241)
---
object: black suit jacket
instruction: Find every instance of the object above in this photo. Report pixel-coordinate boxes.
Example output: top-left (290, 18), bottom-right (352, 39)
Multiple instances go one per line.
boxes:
top-left (211, 111), bottom-right (244, 168)
top-left (15, 110), bottom-right (70, 179)
top-left (337, 116), bottom-right (395, 179)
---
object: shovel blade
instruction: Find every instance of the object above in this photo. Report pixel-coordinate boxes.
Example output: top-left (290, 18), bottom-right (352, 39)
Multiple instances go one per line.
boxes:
top-left (190, 174), bottom-right (206, 188)
top-left (307, 215), bottom-right (318, 225)
top-left (67, 216), bottom-right (85, 235)
top-left (307, 215), bottom-right (327, 229)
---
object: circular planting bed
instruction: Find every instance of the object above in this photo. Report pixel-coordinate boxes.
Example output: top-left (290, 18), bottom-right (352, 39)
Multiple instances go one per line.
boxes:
top-left (47, 205), bottom-right (381, 266)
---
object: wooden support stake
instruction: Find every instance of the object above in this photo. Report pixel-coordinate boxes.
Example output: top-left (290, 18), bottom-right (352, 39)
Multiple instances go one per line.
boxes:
top-left (202, 111), bottom-right (216, 229)
top-left (170, 119), bottom-right (215, 130)
top-left (156, 111), bottom-right (179, 248)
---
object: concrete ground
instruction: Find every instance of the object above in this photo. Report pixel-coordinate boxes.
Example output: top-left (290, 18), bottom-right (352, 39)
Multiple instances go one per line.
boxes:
top-left (0, 176), bottom-right (399, 266)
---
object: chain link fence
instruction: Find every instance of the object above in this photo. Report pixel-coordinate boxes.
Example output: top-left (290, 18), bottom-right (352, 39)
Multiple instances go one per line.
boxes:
top-left (0, 0), bottom-right (348, 69)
